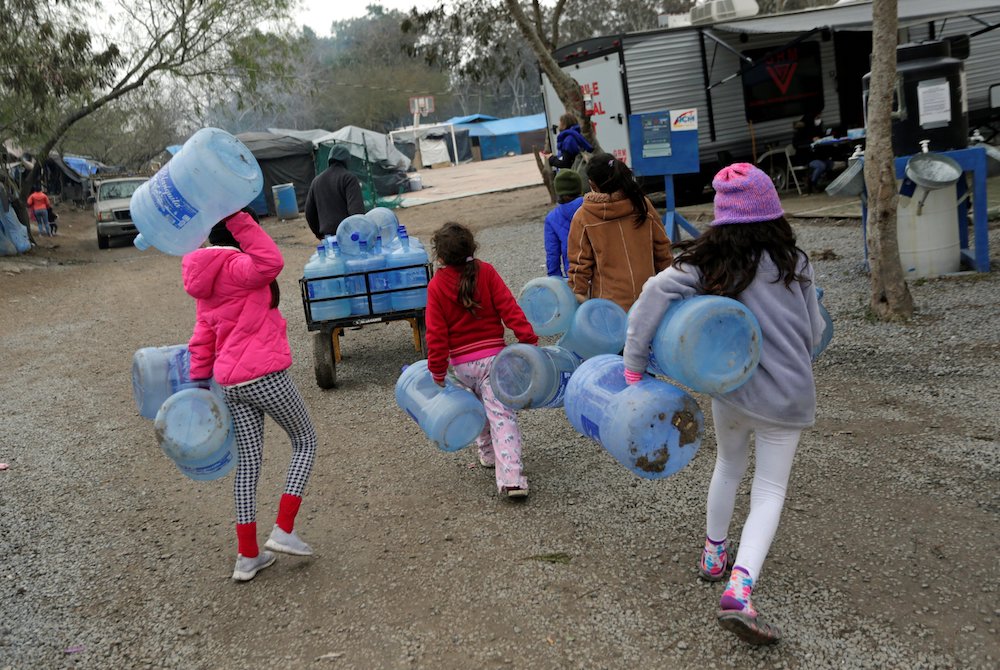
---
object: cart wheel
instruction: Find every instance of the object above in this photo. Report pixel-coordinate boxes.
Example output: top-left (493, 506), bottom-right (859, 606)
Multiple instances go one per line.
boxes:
top-left (416, 315), bottom-right (428, 359)
top-left (313, 330), bottom-right (337, 389)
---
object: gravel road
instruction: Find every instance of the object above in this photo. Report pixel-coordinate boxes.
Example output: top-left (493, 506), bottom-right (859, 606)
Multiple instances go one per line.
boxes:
top-left (1, 186), bottom-right (998, 669)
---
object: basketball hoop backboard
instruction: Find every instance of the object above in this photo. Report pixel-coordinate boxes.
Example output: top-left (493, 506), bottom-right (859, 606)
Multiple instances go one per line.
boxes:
top-left (409, 95), bottom-right (435, 116)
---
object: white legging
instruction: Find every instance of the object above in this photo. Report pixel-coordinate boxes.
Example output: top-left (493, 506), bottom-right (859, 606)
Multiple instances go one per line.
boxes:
top-left (706, 399), bottom-right (803, 584)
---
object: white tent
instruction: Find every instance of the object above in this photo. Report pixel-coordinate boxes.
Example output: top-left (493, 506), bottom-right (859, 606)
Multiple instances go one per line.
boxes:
top-left (314, 126), bottom-right (411, 171)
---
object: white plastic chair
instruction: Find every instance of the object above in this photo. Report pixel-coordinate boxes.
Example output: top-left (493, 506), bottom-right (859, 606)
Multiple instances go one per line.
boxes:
top-left (756, 145), bottom-right (809, 195)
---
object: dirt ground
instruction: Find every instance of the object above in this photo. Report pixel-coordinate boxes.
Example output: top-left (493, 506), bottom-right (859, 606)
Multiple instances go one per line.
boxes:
top-left (2, 189), bottom-right (998, 669)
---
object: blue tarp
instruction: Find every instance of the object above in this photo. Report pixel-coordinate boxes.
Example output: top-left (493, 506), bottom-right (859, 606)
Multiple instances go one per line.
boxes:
top-left (63, 155), bottom-right (101, 176)
top-left (449, 113), bottom-right (547, 160)
top-left (444, 114), bottom-right (498, 126)
top-left (0, 205), bottom-right (31, 255)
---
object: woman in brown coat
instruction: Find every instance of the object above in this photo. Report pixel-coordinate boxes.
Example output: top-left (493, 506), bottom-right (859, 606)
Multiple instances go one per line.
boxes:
top-left (567, 153), bottom-right (673, 311)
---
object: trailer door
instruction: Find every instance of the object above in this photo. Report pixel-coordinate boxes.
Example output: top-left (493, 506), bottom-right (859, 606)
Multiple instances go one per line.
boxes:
top-left (541, 52), bottom-right (631, 165)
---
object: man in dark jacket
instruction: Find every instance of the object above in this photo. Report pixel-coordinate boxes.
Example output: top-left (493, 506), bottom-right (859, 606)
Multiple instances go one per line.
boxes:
top-left (305, 144), bottom-right (365, 239)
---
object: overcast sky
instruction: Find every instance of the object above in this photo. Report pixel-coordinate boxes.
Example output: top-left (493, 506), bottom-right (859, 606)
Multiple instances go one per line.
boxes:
top-left (296, 0), bottom-right (438, 37)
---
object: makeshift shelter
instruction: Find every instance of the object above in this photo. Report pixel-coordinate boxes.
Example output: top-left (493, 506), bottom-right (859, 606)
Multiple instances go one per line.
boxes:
top-left (446, 113), bottom-right (548, 160)
top-left (389, 124), bottom-right (473, 167)
top-left (313, 126), bottom-right (411, 202)
top-left (236, 132), bottom-right (316, 217)
top-left (44, 153), bottom-right (90, 204)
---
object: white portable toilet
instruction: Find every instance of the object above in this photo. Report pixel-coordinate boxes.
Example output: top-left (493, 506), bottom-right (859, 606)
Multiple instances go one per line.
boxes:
top-left (896, 149), bottom-right (963, 279)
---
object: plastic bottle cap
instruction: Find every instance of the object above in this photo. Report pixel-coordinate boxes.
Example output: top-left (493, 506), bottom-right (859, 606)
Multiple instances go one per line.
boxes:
top-left (134, 234), bottom-right (151, 250)
top-left (351, 233), bottom-right (360, 240)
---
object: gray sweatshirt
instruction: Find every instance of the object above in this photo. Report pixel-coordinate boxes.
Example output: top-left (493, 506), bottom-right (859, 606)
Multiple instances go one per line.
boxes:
top-left (623, 254), bottom-right (825, 428)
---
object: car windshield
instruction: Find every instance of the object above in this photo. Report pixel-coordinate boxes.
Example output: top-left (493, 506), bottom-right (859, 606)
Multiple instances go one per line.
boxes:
top-left (98, 180), bottom-right (146, 200)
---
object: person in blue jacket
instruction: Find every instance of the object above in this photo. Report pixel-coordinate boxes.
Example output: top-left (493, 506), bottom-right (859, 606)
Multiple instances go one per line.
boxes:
top-left (544, 169), bottom-right (584, 277)
top-left (546, 114), bottom-right (593, 170)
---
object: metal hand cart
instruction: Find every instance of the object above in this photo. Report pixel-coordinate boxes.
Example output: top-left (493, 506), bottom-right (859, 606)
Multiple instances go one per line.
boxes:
top-left (299, 262), bottom-right (433, 389)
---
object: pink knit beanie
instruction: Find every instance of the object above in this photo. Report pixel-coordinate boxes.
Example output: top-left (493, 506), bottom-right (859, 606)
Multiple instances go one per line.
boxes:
top-left (711, 163), bottom-right (784, 226)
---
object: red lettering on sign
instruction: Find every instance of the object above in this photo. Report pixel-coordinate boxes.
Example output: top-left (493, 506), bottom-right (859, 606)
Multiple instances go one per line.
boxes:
top-left (613, 148), bottom-right (627, 161)
top-left (766, 63), bottom-right (798, 96)
top-left (592, 82), bottom-right (600, 96)
top-left (591, 101), bottom-right (606, 115)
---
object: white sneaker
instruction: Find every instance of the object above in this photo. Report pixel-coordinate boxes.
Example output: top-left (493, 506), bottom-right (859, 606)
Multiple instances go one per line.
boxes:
top-left (264, 525), bottom-right (314, 556)
top-left (232, 551), bottom-right (276, 582)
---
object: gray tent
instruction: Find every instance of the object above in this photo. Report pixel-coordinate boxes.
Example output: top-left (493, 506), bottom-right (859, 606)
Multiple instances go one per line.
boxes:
top-left (236, 132), bottom-right (316, 217)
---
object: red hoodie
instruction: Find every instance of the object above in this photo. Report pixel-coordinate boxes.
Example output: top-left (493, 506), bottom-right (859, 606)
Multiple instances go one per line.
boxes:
top-left (425, 260), bottom-right (537, 382)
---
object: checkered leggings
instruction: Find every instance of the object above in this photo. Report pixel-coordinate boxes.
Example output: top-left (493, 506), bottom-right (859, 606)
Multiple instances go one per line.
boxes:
top-left (222, 369), bottom-right (317, 524)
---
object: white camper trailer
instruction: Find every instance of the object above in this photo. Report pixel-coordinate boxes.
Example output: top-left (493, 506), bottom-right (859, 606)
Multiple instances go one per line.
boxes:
top-left (541, 0), bottom-right (1000, 199)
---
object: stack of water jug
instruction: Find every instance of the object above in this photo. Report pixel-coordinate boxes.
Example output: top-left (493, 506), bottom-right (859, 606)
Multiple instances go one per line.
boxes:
top-left (396, 275), bottom-right (833, 480)
top-left (132, 344), bottom-right (236, 481)
top-left (302, 208), bottom-right (429, 321)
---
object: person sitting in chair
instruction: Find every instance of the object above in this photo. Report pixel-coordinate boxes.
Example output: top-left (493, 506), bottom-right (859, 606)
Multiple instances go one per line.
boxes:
top-left (792, 109), bottom-right (834, 193)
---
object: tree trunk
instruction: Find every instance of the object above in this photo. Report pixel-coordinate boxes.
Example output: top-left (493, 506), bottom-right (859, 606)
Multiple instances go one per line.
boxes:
top-left (503, 0), bottom-right (599, 150)
top-left (534, 148), bottom-right (557, 204)
top-left (863, 0), bottom-right (913, 320)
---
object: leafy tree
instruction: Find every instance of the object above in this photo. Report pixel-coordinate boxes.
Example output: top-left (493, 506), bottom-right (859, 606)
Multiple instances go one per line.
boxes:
top-left (863, 0), bottom-right (913, 319)
top-left (0, 0), bottom-right (295, 232)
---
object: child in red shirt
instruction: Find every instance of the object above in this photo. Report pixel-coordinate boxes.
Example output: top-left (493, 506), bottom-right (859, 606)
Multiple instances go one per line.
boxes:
top-left (425, 222), bottom-right (538, 498)
top-left (26, 186), bottom-right (52, 237)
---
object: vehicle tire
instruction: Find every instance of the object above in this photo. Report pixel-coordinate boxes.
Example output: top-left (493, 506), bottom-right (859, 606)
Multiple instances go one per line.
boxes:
top-left (416, 315), bottom-right (428, 359)
top-left (313, 330), bottom-right (337, 389)
top-left (97, 232), bottom-right (110, 250)
top-left (764, 163), bottom-right (788, 193)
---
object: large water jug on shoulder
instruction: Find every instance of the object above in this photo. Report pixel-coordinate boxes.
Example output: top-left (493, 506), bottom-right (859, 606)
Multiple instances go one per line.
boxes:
top-left (490, 343), bottom-right (579, 410)
top-left (131, 128), bottom-right (263, 255)
top-left (557, 298), bottom-right (627, 361)
top-left (395, 360), bottom-right (487, 452)
top-left (564, 354), bottom-right (704, 479)
top-left (155, 388), bottom-right (237, 481)
top-left (644, 296), bottom-right (762, 395)
top-left (518, 277), bottom-right (578, 337)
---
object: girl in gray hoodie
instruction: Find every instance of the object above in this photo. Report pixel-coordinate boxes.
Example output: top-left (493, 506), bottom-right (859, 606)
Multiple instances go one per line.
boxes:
top-left (623, 163), bottom-right (826, 646)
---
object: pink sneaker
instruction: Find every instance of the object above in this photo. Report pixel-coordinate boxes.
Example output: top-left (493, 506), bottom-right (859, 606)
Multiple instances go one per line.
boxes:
top-left (716, 568), bottom-right (781, 645)
top-left (698, 538), bottom-right (734, 582)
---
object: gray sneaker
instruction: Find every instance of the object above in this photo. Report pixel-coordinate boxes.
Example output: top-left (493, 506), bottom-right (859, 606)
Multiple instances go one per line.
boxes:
top-left (232, 550), bottom-right (276, 582)
top-left (264, 525), bottom-right (314, 556)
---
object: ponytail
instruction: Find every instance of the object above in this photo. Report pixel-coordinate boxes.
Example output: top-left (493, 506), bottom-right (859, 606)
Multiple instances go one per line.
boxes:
top-left (457, 260), bottom-right (480, 314)
top-left (587, 152), bottom-right (648, 227)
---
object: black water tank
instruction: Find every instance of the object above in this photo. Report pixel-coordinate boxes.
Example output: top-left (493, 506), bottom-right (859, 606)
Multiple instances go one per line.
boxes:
top-left (863, 40), bottom-right (968, 156)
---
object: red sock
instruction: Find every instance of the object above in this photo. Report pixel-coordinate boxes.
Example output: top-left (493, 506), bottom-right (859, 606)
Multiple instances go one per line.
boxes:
top-left (275, 494), bottom-right (302, 533)
top-left (236, 522), bottom-right (258, 557)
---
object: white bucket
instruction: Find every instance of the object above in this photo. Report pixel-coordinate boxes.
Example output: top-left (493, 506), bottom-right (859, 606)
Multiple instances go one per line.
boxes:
top-left (896, 185), bottom-right (961, 279)
top-left (409, 174), bottom-right (423, 192)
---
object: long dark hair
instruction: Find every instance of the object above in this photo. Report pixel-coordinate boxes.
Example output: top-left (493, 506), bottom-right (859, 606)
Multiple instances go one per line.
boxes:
top-left (208, 207), bottom-right (280, 309)
top-left (672, 217), bottom-right (810, 298)
top-left (431, 222), bottom-right (480, 314)
top-left (585, 152), bottom-right (648, 227)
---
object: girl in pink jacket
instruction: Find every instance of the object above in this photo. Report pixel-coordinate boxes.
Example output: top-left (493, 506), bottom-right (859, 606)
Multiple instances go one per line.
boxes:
top-left (182, 209), bottom-right (317, 582)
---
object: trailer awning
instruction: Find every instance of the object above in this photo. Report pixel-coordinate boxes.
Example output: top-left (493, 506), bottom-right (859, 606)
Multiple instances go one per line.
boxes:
top-left (714, 0), bottom-right (1000, 34)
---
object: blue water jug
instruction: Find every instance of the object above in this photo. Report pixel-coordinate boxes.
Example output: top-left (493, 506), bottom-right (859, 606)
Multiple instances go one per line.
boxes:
top-left (557, 298), bottom-right (627, 360)
top-left (131, 128), bottom-right (263, 255)
top-left (518, 277), bottom-right (578, 337)
top-left (337, 214), bottom-right (378, 256)
top-left (132, 344), bottom-right (199, 419)
top-left (814, 287), bottom-right (834, 359)
top-left (564, 354), bottom-right (704, 479)
top-left (386, 230), bottom-right (429, 311)
top-left (395, 360), bottom-right (487, 451)
top-left (344, 237), bottom-right (392, 315)
top-left (304, 244), bottom-right (351, 321)
top-left (154, 388), bottom-right (237, 481)
top-left (367, 207), bottom-right (399, 248)
top-left (490, 343), bottom-right (579, 410)
top-left (645, 296), bottom-right (762, 395)
top-left (272, 183), bottom-right (298, 219)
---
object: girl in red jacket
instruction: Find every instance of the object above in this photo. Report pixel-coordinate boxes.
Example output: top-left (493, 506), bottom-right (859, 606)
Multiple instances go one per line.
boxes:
top-left (183, 209), bottom-right (318, 582)
top-left (425, 223), bottom-right (538, 498)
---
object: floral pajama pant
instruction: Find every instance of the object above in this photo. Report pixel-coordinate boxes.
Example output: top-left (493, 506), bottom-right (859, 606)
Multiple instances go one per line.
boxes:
top-left (451, 355), bottom-right (527, 492)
